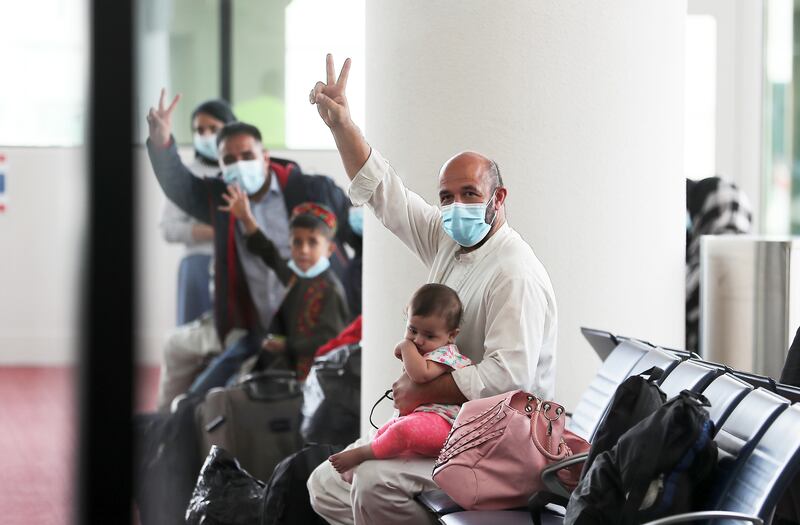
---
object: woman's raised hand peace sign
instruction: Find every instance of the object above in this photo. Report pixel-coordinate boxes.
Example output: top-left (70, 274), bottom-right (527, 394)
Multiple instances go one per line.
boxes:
top-left (146, 88), bottom-right (181, 146)
top-left (309, 54), bottom-right (352, 129)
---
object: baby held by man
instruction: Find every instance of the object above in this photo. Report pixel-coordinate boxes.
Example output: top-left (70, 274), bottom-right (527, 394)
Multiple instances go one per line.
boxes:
top-left (329, 283), bottom-right (471, 482)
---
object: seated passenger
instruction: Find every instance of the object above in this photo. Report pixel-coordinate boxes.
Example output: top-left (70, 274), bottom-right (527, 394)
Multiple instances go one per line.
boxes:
top-left (329, 284), bottom-right (470, 482)
top-left (188, 195), bottom-right (350, 389)
top-left (307, 55), bottom-right (557, 524)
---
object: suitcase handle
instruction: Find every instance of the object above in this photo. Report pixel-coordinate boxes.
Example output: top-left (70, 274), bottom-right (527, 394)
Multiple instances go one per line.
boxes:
top-left (238, 370), bottom-right (302, 402)
top-left (238, 369), bottom-right (297, 385)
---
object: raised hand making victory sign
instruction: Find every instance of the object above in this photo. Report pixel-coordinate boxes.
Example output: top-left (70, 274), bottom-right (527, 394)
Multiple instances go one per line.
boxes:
top-left (310, 54), bottom-right (352, 129)
top-left (146, 88), bottom-right (182, 146)
top-left (309, 54), bottom-right (371, 178)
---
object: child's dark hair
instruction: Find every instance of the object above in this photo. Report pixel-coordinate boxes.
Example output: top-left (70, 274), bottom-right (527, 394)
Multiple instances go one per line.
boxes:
top-left (408, 284), bottom-right (463, 331)
top-left (290, 214), bottom-right (334, 239)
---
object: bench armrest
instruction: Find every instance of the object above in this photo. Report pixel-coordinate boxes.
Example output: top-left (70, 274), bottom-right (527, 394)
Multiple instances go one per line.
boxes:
top-left (540, 452), bottom-right (588, 498)
top-left (644, 511), bottom-right (763, 525)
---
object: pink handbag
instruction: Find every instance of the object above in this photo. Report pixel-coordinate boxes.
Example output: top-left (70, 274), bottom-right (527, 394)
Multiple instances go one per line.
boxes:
top-left (432, 390), bottom-right (590, 510)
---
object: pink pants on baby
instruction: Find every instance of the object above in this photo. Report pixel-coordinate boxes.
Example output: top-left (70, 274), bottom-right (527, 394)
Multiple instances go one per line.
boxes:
top-left (370, 411), bottom-right (452, 459)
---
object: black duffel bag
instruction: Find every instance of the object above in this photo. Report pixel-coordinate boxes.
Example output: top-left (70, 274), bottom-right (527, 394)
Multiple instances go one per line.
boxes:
top-left (300, 343), bottom-right (361, 445)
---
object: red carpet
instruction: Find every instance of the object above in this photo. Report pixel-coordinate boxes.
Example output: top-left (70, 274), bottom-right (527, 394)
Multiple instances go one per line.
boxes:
top-left (0, 366), bottom-right (160, 525)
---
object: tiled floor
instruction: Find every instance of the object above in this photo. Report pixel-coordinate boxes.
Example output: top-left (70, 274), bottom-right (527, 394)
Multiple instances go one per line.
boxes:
top-left (0, 366), bottom-right (159, 525)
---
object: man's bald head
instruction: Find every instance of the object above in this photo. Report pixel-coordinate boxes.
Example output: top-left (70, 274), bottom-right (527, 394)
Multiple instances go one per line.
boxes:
top-left (438, 151), bottom-right (504, 206)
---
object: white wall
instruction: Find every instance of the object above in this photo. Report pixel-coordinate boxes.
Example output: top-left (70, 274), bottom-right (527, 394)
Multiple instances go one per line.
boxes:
top-left (361, 0), bottom-right (687, 432)
top-left (0, 147), bottom-right (87, 364)
top-left (0, 144), bottom-right (346, 365)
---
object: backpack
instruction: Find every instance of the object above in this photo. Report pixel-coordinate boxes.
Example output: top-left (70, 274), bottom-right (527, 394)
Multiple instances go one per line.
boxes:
top-left (260, 443), bottom-right (344, 525)
top-left (529, 368), bottom-right (667, 523)
top-left (565, 391), bottom-right (718, 525)
top-left (583, 367), bottom-right (667, 475)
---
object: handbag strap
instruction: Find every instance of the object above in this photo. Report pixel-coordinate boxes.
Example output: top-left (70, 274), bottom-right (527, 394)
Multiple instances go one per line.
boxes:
top-left (529, 395), bottom-right (570, 461)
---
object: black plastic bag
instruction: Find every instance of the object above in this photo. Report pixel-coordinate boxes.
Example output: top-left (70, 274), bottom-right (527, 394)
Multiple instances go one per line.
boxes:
top-left (186, 445), bottom-right (266, 525)
top-left (300, 343), bottom-right (361, 444)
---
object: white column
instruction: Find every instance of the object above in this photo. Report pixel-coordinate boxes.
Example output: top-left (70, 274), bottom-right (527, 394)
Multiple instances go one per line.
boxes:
top-left (361, 1), bottom-right (687, 433)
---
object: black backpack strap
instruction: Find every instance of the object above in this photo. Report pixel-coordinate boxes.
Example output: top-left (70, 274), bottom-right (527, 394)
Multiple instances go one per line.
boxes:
top-left (679, 389), bottom-right (711, 407)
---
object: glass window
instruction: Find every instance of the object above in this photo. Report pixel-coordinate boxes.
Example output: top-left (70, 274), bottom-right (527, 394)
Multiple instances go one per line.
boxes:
top-left (0, 0), bottom-right (88, 146)
top-left (282, 0), bottom-right (366, 149)
top-left (231, 0), bottom-right (287, 148)
top-left (136, 0), bottom-right (220, 145)
top-left (762, 0), bottom-right (795, 234)
top-left (134, 0), bottom-right (364, 149)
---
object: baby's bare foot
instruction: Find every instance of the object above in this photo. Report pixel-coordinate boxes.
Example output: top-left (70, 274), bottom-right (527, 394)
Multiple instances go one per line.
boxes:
top-left (329, 445), bottom-right (375, 483)
top-left (329, 448), bottom-right (364, 472)
top-left (328, 451), bottom-right (356, 483)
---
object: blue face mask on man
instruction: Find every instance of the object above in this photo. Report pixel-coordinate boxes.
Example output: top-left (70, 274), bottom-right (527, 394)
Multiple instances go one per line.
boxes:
top-left (288, 257), bottom-right (330, 279)
top-left (222, 159), bottom-right (266, 195)
top-left (193, 133), bottom-right (219, 160)
top-left (441, 191), bottom-right (497, 247)
top-left (348, 207), bottom-right (364, 236)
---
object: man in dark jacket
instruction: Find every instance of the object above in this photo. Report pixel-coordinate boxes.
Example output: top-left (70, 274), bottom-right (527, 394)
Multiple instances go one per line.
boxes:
top-left (146, 90), bottom-right (355, 405)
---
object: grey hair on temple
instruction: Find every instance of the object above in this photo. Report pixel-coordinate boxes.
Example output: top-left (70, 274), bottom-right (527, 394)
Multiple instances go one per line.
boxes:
top-left (487, 158), bottom-right (503, 191)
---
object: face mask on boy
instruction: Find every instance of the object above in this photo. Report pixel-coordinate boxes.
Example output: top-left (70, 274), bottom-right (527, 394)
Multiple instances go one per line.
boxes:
top-left (222, 159), bottom-right (266, 195)
top-left (193, 133), bottom-right (219, 160)
top-left (288, 257), bottom-right (330, 279)
top-left (441, 190), bottom-right (497, 247)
